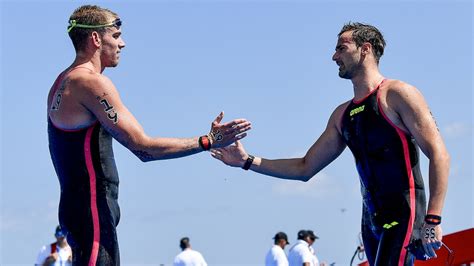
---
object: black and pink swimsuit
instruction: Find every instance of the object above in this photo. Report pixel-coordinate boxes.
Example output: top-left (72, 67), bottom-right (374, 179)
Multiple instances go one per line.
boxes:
top-left (48, 71), bottom-right (120, 265)
top-left (341, 80), bottom-right (426, 265)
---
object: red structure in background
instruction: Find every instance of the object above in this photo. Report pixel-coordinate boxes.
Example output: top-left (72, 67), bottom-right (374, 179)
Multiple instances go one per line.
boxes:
top-left (357, 228), bottom-right (474, 266)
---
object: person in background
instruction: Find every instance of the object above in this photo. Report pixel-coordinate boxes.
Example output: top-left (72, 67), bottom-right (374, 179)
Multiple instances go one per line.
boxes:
top-left (265, 231), bottom-right (290, 266)
top-left (173, 237), bottom-right (208, 266)
top-left (307, 230), bottom-right (322, 266)
top-left (288, 230), bottom-right (318, 266)
top-left (35, 225), bottom-right (72, 266)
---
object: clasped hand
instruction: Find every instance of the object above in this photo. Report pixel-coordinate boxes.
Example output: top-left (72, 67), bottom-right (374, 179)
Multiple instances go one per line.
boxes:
top-left (208, 112), bottom-right (251, 149)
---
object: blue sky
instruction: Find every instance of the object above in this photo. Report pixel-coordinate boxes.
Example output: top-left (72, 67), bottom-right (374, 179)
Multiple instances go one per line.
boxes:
top-left (1, 0), bottom-right (472, 265)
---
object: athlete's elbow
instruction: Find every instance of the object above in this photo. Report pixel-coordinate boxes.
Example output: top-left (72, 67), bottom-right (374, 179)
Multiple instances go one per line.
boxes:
top-left (443, 151), bottom-right (450, 165)
top-left (128, 137), bottom-right (159, 162)
top-left (132, 149), bottom-right (155, 162)
top-left (442, 151), bottom-right (451, 171)
top-left (130, 145), bottom-right (156, 162)
top-left (294, 168), bottom-right (314, 182)
top-left (431, 147), bottom-right (450, 168)
top-left (299, 174), bottom-right (314, 182)
top-left (298, 159), bottom-right (316, 182)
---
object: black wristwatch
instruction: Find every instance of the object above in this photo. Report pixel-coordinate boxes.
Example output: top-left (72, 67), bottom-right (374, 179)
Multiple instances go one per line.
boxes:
top-left (242, 155), bottom-right (255, 170)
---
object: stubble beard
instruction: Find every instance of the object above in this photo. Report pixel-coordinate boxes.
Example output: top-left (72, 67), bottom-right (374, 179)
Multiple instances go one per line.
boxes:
top-left (338, 67), bottom-right (352, 79)
top-left (338, 62), bottom-right (361, 80)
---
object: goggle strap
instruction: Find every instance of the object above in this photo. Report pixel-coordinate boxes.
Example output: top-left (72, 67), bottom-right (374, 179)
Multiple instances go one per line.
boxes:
top-left (67, 19), bottom-right (120, 33)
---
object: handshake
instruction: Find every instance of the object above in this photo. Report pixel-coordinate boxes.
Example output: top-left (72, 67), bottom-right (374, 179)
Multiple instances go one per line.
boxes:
top-left (202, 112), bottom-right (255, 170)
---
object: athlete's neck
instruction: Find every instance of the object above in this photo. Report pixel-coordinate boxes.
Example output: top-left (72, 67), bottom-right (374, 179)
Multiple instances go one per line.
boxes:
top-left (351, 68), bottom-right (384, 101)
top-left (73, 52), bottom-right (104, 73)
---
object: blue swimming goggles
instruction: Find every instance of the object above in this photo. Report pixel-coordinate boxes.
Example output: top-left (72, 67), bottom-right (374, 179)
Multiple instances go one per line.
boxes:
top-left (67, 18), bottom-right (122, 33)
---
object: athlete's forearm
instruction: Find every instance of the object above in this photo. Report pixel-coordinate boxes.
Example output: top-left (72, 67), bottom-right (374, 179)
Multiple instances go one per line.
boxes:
top-left (130, 136), bottom-right (205, 162)
top-left (247, 135), bottom-right (344, 182)
top-left (249, 156), bottom-right (314, 182)
top-left (426, 151), bottom-right (450, 215)
top-left (100, 119), bottom-right (207, 162)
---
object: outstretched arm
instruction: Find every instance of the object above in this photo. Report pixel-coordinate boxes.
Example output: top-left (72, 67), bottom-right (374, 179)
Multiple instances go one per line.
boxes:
top-left (78, 74), bottom-right (252, 161)
top-left (211, 105), bottom-right (347, 181)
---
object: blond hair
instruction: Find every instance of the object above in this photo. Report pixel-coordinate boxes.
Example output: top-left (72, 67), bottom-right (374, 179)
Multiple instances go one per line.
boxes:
top-left (67, 5), bottom-right (119, 51)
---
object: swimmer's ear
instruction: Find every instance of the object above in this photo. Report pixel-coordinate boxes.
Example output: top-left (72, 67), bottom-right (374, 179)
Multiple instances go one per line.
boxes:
top-left (91, 31), bottom-right (102, 48)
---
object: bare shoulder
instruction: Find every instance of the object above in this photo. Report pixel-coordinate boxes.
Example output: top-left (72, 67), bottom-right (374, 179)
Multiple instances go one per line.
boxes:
top-left (67, 70), bottom-right (117, 96)
top-left (378, 79), bottom-right (432, 133)
top-left (331, 100), bottom-right (352, 133)
top-left (379, 79), bottom-right (430, 114)
top-left (334, 100), bottom-right (352, 114)
top-left (380, 79), bottom-right (424, 101)
top-left (48, 69), bottom-right (118, 129)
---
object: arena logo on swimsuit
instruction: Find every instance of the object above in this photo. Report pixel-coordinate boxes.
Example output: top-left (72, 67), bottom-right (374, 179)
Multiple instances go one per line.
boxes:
top-left (350, 105), bottom-right (365, 116)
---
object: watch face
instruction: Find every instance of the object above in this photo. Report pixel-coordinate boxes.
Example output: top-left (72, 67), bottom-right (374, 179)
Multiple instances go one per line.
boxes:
top-left (243, 155), bottom-right (254, 170)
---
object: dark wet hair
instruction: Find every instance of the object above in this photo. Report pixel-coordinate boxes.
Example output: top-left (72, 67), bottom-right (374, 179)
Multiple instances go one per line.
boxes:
top-left (338, 22), bottom-right (386, 63)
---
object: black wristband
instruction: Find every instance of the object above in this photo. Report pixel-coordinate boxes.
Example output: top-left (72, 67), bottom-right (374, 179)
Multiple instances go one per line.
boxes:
top-left (425, 214), bottom-right (442, 225)
top-left (242, 155), bottom-right (255, 170)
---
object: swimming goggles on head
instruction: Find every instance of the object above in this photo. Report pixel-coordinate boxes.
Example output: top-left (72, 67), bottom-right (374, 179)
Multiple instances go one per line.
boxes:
top-left (67, 18), bottom-right (122, 33)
